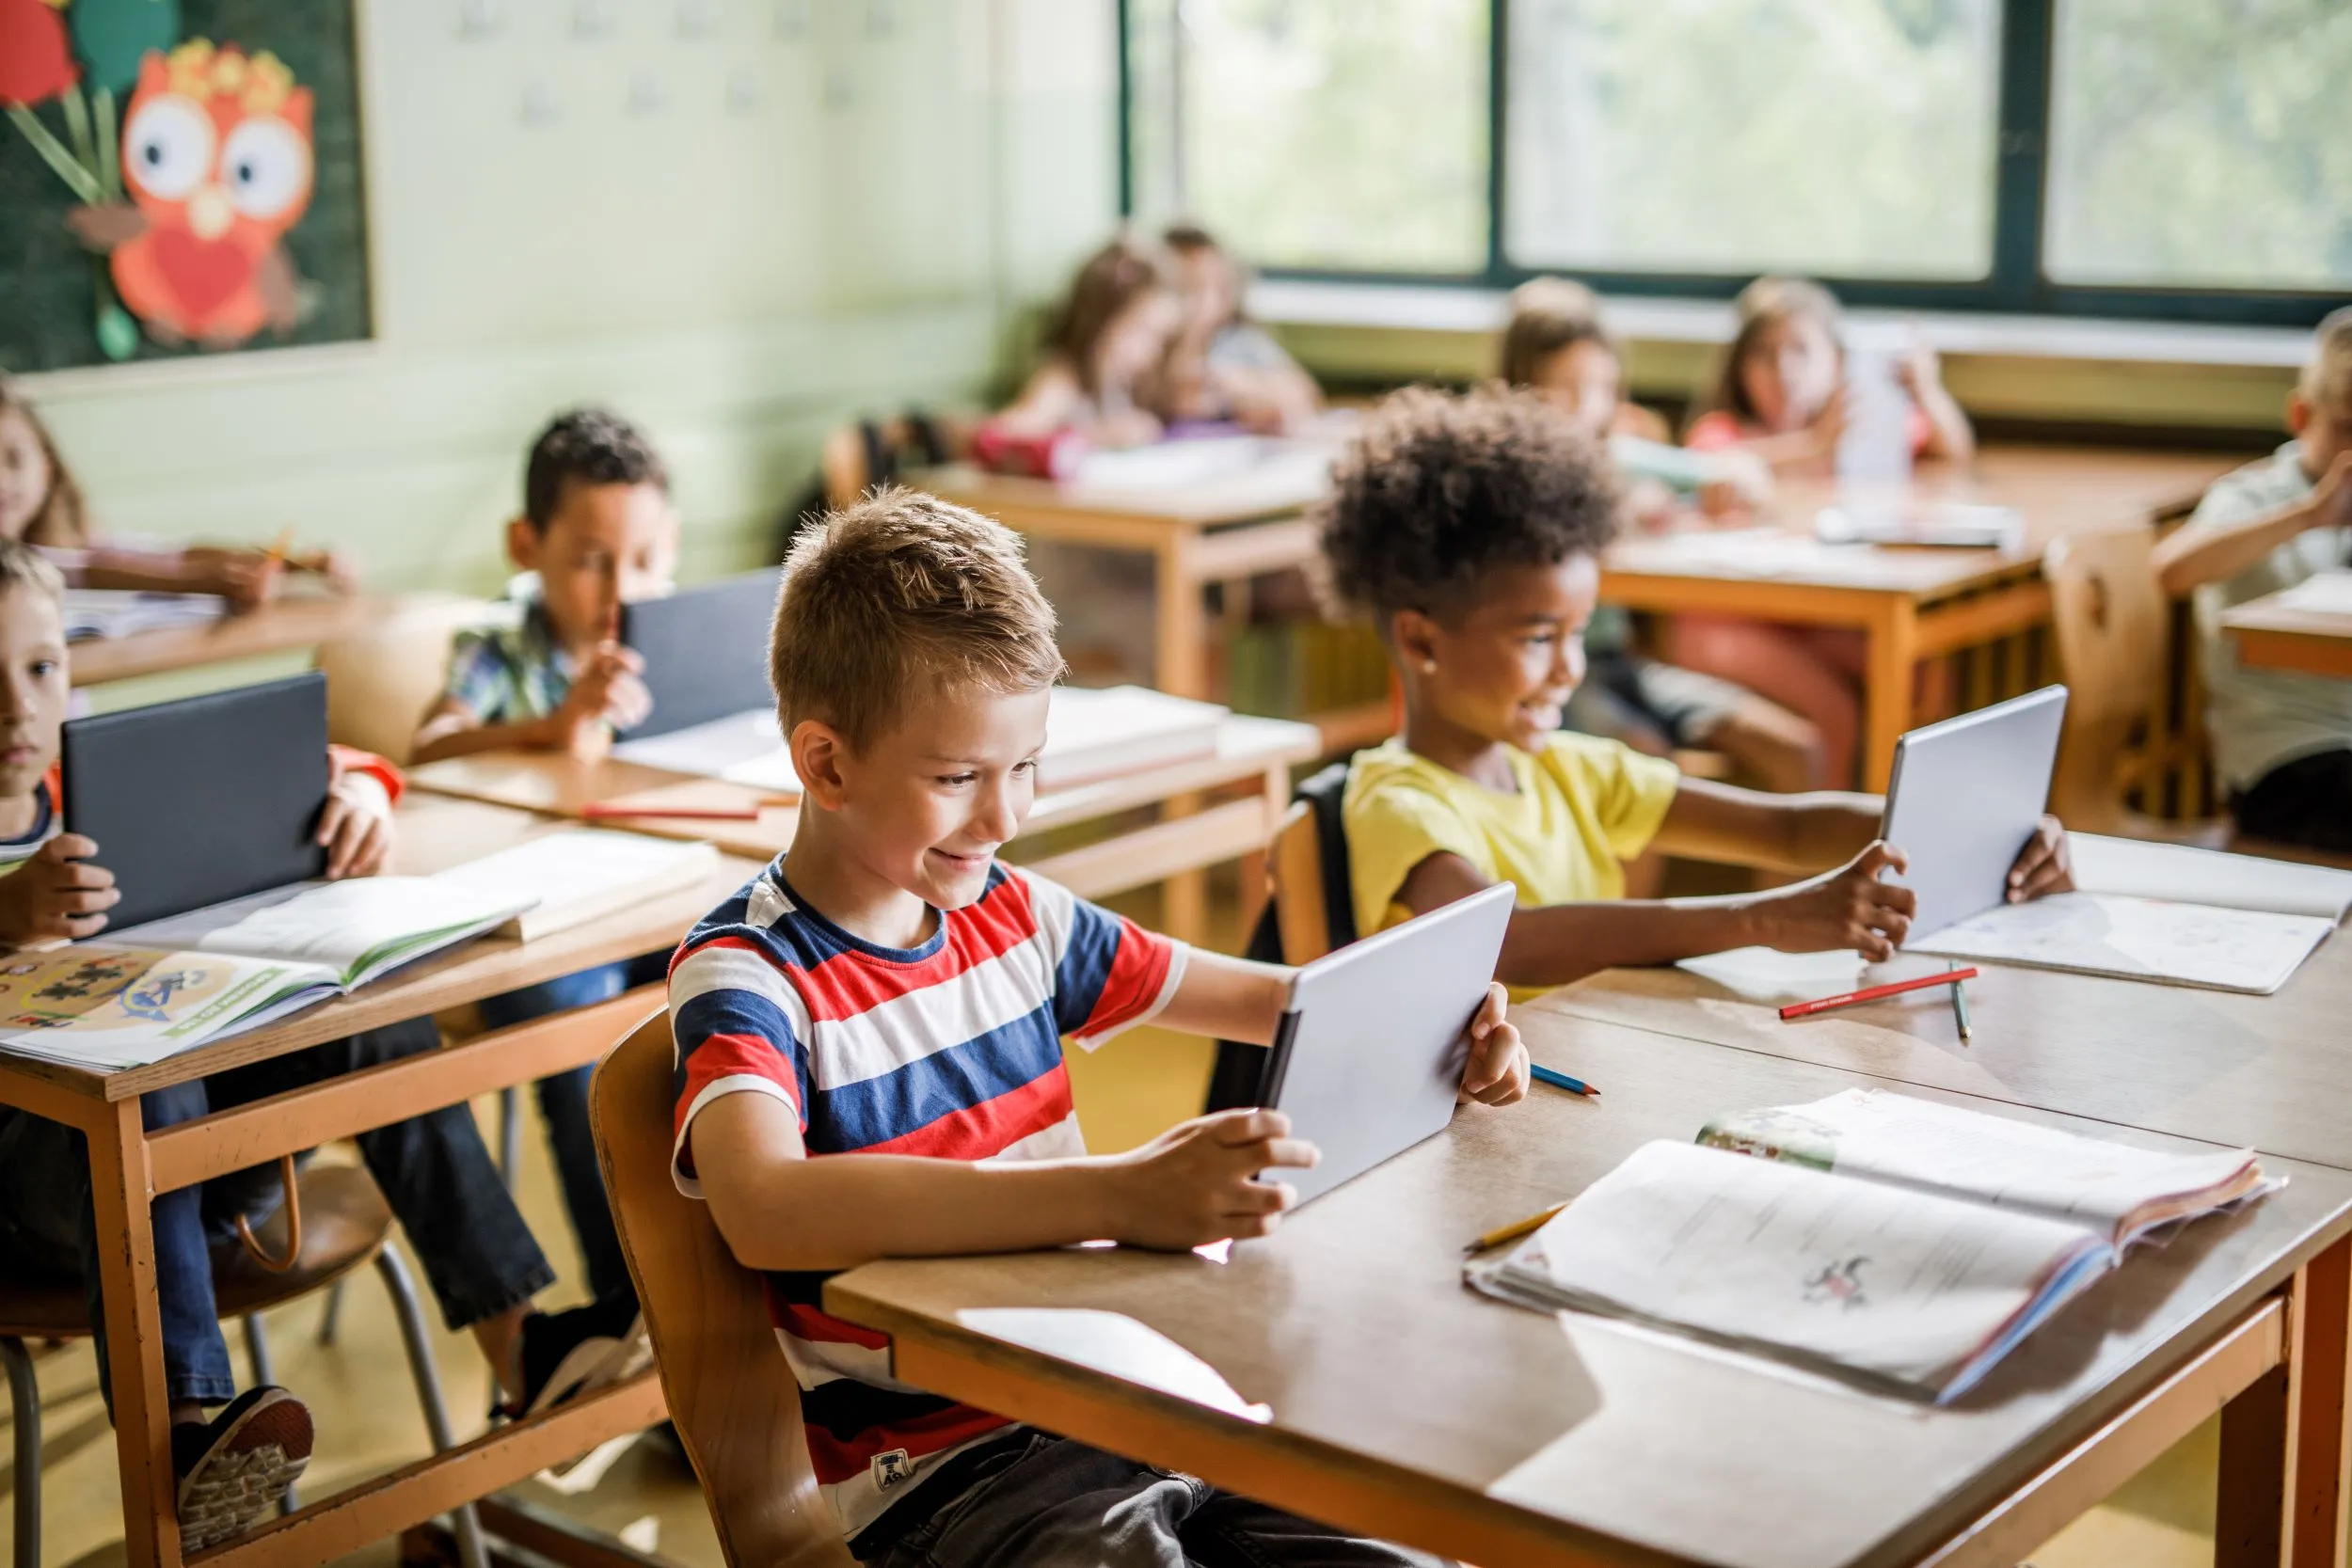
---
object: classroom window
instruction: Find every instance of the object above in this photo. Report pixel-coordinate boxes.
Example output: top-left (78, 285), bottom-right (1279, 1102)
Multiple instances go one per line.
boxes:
top-left (1504, 0), bottom-right (2001, 281)
top-left (1120, 0), bottom-right (2347, 323)
top-left (2042, 0), bottom-right (2352, 292)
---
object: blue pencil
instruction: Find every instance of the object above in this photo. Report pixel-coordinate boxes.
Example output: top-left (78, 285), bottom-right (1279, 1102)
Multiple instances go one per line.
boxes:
top-left (1530, 1064), bottom-right (1599, 1098)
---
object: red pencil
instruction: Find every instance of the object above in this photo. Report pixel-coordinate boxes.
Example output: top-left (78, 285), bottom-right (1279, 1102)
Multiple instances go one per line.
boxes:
top-left (1779, 967), bottom-right (1979, 1022)
top-left (580, 802), bottom-right (763, 821)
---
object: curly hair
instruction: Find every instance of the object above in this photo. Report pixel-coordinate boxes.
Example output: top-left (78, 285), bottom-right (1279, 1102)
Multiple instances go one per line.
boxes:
top-left (522, 406), bottom-right (669, 531)
top-left (1316, 385), bottom-right (1622, 628)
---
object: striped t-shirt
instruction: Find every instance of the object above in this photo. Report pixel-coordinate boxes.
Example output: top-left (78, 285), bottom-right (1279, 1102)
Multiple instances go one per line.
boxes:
top-left (667, 859), bottom-right (1185, 1543)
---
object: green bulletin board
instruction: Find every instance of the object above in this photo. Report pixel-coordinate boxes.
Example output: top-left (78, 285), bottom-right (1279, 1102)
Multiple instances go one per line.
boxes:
top-left (0, 0), bottom-right (372, 372)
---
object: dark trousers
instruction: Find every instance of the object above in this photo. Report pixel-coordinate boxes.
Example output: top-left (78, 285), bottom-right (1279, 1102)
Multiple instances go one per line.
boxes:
top-left (2233, 749), bottom-right (2352, 853)
top-left (0, 1017), bottom-right (554, 1409)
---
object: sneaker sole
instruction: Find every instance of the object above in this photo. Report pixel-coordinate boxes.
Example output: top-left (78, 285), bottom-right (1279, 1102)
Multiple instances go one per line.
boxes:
top-left (524, 1312), bottom-right (654, 1480)
top-left (178, 1394), bottom-right (314, 1551)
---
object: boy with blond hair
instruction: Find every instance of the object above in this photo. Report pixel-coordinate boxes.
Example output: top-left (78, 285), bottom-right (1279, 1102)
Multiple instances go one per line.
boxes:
top-left (668, 488), bottom-right (1525, 1565)
top-left (2156, 308), bottom-right (2352, 851)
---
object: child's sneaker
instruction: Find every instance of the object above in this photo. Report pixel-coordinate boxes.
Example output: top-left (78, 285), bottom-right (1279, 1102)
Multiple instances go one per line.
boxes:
top-left (503, 1295), bottom-right (653, 1483)
top-left (173, 1386), bottom-right (313, 1550)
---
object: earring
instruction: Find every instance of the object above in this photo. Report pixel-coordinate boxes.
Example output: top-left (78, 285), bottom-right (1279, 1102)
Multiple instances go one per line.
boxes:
top-left (1421, 657), bottom-right (1438, 674)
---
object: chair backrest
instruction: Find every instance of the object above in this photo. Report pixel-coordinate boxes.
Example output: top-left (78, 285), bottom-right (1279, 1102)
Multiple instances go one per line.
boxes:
top-left (591, 1010), bottom-right (850, 1568)
top-left (2043, 526), bottom-right (2166, 834)
top-left (312, 594), bottom-right (495, 765)
top-left (818, 412), bottom-right (977, 513)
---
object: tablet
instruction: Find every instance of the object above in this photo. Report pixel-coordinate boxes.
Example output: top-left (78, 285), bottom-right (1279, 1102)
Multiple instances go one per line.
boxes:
top-left (1262, 881), bottom-right (1515, 1208)
top-left (1880, 685), bottom-right (2068, 943)
top-left (618, 568), bottom-right (782, 741)
top-left (62, 673), bottom-right (330, 931)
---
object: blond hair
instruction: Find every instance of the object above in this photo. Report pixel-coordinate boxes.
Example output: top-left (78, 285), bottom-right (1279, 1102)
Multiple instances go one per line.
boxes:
top-left (0, 536), bottom-right (67, 607)
top-left (771, 487), bottom-right (1064, 750)
top-left (1497, 277), bottom-right (1621, 391)
top-left (2300, 306), bottom-right (2352, 412)
top-left (1705, 276), bottom-right (1845, 425)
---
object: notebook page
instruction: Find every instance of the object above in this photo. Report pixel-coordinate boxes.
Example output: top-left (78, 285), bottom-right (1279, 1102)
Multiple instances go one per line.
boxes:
top-left (1910, 892), bottom-right (2334, 994)
top-left (432, 830), bottom-right (718, 942)
top-left (187, 877), bottom-right (532, 982)
top-left (2070, 833), bottom-right (2352, 921)
top-left (610, 709), bottom-right (786, 782)
top-left (1699, 1088), bottom-right (2257, 1243)
top-left (1522, 1140), bottom-right (2110, 1401)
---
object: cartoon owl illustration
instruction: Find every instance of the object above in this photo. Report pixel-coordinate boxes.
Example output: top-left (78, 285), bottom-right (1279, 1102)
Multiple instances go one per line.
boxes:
top-left (108, 40), bottom-right (314, 348)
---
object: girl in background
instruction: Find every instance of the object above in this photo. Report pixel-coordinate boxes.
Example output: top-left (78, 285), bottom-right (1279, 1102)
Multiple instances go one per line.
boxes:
top-left (1156, 222), bottom-right (1322, 435)
top-left (990, 235), bottom-right (1184, 450)
top-left (0, 379), bottom-right (345, 607)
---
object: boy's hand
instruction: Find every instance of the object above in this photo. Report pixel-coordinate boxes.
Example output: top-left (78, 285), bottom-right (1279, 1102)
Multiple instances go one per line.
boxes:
top-left (2311, 451), bottom-right (2352, 533)
top-left (1895, 334), bottom-right (1945, 398)
top-left (2005, 815), bottom-right (2073, 903)
top-left (316, 771), bottom-right (395, 879)
top-left (1758, 840), bottom-right (1916, 961)
top-left (1106, 1107), bottom-right (1319, 1249)
top-left (548, 642), bottom-right (650, 756)
top-left (0, 834), bottom-right (119, 944)
top-left (1457, 982), bottom-right (1530, 1106)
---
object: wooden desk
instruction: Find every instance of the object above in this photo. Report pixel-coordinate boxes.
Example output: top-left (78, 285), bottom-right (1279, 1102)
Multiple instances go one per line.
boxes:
top-left (827, 1022), bottom-right (2352, 1568)
top-left (407, 716), bottom-right (1321, 934)
top-left (2223, 590), bottom-right (2352, 681)
top-left (0, 794), bottom-right (760, 1568)
top-left (1599, 447), bottom-right (2235, 789)
top-left (66, 592), bottom-right (424, 687)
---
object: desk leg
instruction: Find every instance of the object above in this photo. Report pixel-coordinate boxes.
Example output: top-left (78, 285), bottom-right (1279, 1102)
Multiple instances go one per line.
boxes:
top-left (1156, 536), bottom-right (1210, 943)
top-left (1864, 599), bottom-right (1918, 792)
top-left (2217, 1238), bottom-right (2352, 1568)
top-left (87, 1096), bottom-right (183, 1568)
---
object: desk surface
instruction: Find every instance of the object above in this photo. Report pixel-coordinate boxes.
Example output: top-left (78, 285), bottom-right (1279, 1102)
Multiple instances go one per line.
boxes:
top-left (65, 592), bottom-right (421, 687)
top-left (2220, 584), bottom-right (2352, 680)
top-left (828, 1020), bottom-right (2351, 1568)
top-left (1534, 928), bottom-right (2352, 1175)
top-left (0, 792), bottom-right (759, 1103)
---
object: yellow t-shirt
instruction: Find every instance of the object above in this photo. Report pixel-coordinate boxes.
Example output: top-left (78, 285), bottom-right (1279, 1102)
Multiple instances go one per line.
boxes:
top-left (1343, 734), bottom-right (1681, 976)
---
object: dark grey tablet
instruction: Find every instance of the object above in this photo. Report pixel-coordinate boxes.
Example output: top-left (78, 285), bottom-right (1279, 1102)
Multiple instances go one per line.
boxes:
top-left (618, 568), bottom-right (782, 740)
top-left (1880, 685), bottom-right (2069, 943)
top-left (62, 672), bottom-right (329, 931)
top-left (1263, 882), bottom-right (1516, 1208)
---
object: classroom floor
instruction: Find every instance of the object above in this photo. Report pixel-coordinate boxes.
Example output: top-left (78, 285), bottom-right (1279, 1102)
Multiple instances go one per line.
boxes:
top-left (0, 883), bottom-right (2234, 1568)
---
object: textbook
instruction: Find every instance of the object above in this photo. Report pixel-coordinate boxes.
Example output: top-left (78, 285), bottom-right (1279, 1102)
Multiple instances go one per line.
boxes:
top-left (61, 589), bottom-right (226, 641)
top-left (433, 829), bottom-right (720, 942)
top-left (1906, 833), bottom-right (2348, 994)
top-left (1470, 1089), bottom-right (2270, 1402)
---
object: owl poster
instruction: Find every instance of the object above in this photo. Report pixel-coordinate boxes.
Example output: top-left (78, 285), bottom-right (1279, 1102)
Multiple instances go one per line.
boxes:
top-left (0, 0), bottom-right (371, 370)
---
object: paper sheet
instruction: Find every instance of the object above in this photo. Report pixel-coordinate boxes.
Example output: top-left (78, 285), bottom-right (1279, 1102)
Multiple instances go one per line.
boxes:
top-left (2272, 569), bottom-right (2352, 616)
top-left (1909, 891), bottom-right (2335, 995)
top-left (2070, 832), bottom-right (2352, 921)
top-left (1677, 946), bottom-right (1865, 997)
top-left (954, 1308), bottom-right (1270, 1422)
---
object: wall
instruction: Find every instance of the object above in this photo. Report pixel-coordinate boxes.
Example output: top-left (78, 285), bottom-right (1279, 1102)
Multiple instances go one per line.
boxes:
top-left (18, 0), bottom-right (1120, 597)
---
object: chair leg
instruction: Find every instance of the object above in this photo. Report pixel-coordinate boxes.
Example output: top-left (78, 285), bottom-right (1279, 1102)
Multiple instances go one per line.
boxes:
top-left (317, 1279), bottom-right (345, 1346)
top-left (499, 1086), bottom-right (521, 1196)
top-left (5, 1336), bottom-right (40, 1568)
top-left (374, 1246), bottom-right (490, 1568)
top-left (241, 1315), bottom-right (299, 1515)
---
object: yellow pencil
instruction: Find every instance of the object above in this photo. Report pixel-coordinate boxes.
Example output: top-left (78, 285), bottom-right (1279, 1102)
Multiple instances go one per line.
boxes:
top-left (1461, 1199), bottom-right (1569, 1257)
top-left (263, 528), bottom-right (294, 568)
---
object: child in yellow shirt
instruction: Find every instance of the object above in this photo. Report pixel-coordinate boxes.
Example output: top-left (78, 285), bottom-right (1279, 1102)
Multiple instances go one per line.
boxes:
top-left (1323, 386), bottom-right (2072, 994)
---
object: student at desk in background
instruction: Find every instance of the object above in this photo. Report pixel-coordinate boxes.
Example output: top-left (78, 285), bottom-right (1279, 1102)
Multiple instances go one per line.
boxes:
top-left (0, 377), bottom-right (348, 607)
top-left (2155, 306), bottom-right (2352, 852)
top-left (1499, 277), bottom-right (1820, 795)
top-left (984, 233), bottom-right (1184, 451)
top-left (1670, 277), bottom-right (1978, 785)
top-left (0, 542), bottom-right (644, 1552)
top-left (1154, 222), bottom-right (1323, 435)
top-left (410, 405), bottom-right (680, 1315)
top-left (1321, 386), bottom-right (2071, 997)
top-left (669, 488), bottom-right (1524, 1565)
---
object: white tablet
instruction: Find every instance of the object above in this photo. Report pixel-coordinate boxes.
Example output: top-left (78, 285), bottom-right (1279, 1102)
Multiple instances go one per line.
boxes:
top-left (1880, 686), bottom-right (2069, 943)
top-left (1262, 882), bottom-right (1515, 1208)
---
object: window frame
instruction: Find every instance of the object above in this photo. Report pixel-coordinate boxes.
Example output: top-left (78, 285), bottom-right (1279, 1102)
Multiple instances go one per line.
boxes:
top-left (1117, 0), bottom-right (2346, 328)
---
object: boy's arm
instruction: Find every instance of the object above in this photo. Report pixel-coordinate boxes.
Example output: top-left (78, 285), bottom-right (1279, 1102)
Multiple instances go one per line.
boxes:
top-left (409, 696), bottom-right (559, 763)
top-left (2153, 453), bottom-right (2351, 598)
top-left (1647, 777), bottom-right (1882, 873)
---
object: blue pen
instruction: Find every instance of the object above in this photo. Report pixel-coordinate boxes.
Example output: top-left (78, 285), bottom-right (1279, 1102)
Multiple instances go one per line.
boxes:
top-left (1530, 1064), bottom-right (1599, 1098)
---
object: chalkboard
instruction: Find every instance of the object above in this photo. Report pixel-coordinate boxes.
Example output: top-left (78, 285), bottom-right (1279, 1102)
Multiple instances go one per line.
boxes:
top-left (0, 0), bottom-right (371, 373)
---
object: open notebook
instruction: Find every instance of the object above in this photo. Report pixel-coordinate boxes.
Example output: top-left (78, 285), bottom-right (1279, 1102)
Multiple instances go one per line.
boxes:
top-left (1470, 1088), bottom-right (2271, 1402)
top-left (0, 829), bottom-right (716, 1071)
top-left (1908, 832), bottom-right (2352, 994)
top-left (62, 589), bottom-right (227, 641)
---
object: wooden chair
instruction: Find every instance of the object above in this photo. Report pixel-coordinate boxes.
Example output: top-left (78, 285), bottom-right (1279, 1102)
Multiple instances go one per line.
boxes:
top-left (2043, 526), bottom-right (2182, 836)
top-left (312, 594), bottom-right (495, 765)
top-left (590, 1009), bottom-right (850, 1568)
top-left (0, 1165), bottom-right (485, 1568)
top-left (818, 412), bottom-right (977, 513)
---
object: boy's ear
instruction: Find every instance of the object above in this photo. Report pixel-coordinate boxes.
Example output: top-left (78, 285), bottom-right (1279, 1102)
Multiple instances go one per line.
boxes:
top-left (1391, 608), bottom-right (1439, 673)
top-left (504, 515), bottom-right (540, 573)
top-left (788, 717), bottom-right (850, 811)
top-left (2288, 393), bottom-right (2312, 437)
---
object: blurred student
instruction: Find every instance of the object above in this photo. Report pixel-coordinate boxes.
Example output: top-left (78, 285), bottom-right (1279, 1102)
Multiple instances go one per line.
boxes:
top-left (1155, 222), bottom-right (1322, 435)
top-left (2155, 306), bottom-right (2352, 851)
top-left (0, 377), bottom-right (346, 608)
top-left (1499, 279), bottom-right (1819, 792)
top-left (989, 235), bottom-right (1184, 451)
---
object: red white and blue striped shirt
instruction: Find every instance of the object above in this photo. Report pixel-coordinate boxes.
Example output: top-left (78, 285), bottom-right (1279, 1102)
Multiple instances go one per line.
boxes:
top-left (667, 858), bottom-right (1184, 1541)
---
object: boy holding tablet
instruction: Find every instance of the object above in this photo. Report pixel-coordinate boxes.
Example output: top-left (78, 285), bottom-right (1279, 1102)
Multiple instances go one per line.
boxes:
top-left (669, 490), bottom-right (1525, 1563)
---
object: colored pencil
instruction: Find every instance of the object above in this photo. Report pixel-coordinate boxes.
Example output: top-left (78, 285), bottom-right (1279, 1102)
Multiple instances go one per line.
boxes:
top-left (1529, 1063), bottom-right (1599, 1098)
top-left (1779, 967), bottom-right (1979, 1022)
top-left (1463, 1199), bottom-right (1570, 1256)
top-left (1950, 963), bottom-right (1973, 1044)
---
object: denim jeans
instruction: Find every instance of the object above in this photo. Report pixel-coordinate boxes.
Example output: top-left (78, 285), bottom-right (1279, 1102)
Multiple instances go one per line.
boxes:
top-left (0, 1017), bottom-right (554, 1410)
top-left (476, 952), bottom-right (667, 1307)
top-left (863, 1431), bottom-right (1444, 1568)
